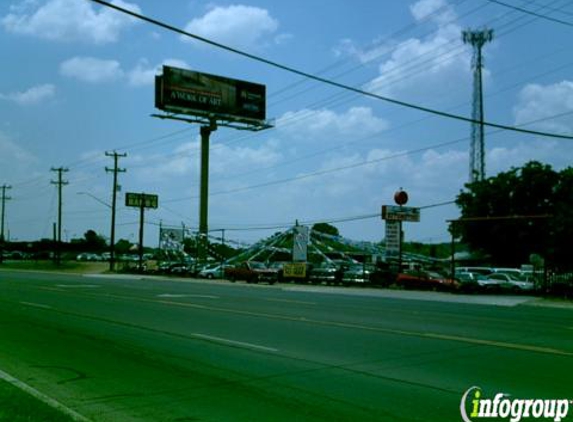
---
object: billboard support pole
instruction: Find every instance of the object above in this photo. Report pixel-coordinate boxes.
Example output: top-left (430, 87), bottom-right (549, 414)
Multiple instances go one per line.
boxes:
top-left (198, 120), bottom-right (217, 263)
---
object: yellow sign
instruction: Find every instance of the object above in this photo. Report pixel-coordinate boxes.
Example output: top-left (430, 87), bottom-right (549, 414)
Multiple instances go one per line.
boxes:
top-left (283, 263), bottom-right (307, 278)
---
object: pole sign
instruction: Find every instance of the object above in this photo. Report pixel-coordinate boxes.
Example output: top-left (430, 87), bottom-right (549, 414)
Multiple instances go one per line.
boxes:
top-left (292, 225), bottom-right (310, 262)
top-left (381, 205), bottom-right (420, 222)
top-left (155, 66), bottom-right (266, 124)
top-left (385, 220), bottom-right (401, 258)
top-left (125, 193), bottom-right (158, 209)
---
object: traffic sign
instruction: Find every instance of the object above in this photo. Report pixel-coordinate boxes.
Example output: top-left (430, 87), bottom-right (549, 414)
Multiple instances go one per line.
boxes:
top-left (381, 205), bottom-right (420, 222)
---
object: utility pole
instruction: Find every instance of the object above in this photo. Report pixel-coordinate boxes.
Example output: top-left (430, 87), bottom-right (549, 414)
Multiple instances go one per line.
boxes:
top-left (51, 167), bottom-right (69, 264)
top-left (105, 151), bottom-right (127, 271)
top-left (0, 184), bottom-right (11, 264)
top-left (463, 28), bottom-right (494, 183)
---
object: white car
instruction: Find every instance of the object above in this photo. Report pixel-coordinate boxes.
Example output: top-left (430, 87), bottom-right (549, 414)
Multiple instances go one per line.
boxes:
top-left (484, 272), bottom-right (535, 292)
top-left (198, 264), bottom-right (230, 279)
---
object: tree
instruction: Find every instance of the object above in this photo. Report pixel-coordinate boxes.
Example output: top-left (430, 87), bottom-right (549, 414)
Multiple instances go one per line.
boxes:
top-left (455, 161), bottom-right (572, 268)
top-left (82, 230), bottom-right (107, 252)
top-left (312, 223), bottom-right (340, 237)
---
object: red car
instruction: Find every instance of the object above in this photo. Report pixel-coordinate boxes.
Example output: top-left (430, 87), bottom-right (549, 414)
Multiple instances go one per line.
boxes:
top-left (396, 270), bottom-right (460, 291)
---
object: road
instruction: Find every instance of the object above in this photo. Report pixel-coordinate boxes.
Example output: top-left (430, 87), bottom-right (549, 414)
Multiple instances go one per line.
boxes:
top-left (0, 270), bottom-right (572, 421)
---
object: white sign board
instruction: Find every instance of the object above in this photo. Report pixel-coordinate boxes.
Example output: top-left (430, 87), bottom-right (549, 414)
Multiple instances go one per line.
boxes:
top-left (385, 220), bottom-right (401, 258)
top-left (292, 226), bottom-right (310, 262)
top-left (382, 205), bottom-right (420, 222)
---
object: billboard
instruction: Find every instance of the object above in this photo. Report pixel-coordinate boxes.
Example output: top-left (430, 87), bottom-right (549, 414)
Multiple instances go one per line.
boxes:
top-left (125, 192), bottom-right (158, 209)
top-left (381, 205), bottom-right (420, 222)
top-left (155, 66), bottom-right (266, 123)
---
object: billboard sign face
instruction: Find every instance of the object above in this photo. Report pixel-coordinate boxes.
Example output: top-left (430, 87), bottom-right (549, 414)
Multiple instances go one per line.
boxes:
top-left (292, 225), bottom-right (310, 262)
top-left (125, 192), bottom-right (158, 209)
top-left (381, 205), bottom-right (420, 222)
top-left (385, 220), bottom-right (401, 258)
top-left (283, 263), bottom-right (307, 279)
top-left (155, 66), bottom-right (266, 123)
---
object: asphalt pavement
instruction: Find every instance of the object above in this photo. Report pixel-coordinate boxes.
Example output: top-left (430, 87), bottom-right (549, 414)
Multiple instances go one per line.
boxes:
top-left (0, 270), bottom-right (572, 421)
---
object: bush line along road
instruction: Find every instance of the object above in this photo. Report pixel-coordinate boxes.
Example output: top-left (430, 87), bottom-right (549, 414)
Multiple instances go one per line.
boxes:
top-left (0, 268), bottom-right (572, 421)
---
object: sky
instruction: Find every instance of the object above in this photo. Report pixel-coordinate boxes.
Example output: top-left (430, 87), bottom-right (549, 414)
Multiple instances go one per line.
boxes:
top-left (1, 0), bottom-right (573, 248)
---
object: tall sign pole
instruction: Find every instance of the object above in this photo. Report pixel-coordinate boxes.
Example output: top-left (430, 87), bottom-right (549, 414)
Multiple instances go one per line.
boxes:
top-left (126, 192), bottom-right (158, 272)
top-left (0, 184), bottom-right (11, 264)
top-left (106, 151), bottom-right (127, 271)
top-left (138, 193), bottom-right (145, 270)
top-left (199, 121), bottom-right (216, 263)
top-left (0, 184), bottom-right (11, 242)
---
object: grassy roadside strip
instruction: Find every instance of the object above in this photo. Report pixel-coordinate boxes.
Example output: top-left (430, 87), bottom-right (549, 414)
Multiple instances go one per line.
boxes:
top-left (0, 261), bottom-right (108, 274)
top-left (0, 377), bottom-right (81, 422)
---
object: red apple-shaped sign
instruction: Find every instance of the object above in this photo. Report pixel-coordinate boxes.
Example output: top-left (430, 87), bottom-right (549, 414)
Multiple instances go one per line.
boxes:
top-left (394, 190), bottom-right (408, 206)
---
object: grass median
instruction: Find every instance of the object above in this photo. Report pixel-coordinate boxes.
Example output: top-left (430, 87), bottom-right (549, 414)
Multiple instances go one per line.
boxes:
top-left (0, 378), bottom-right (77, 422)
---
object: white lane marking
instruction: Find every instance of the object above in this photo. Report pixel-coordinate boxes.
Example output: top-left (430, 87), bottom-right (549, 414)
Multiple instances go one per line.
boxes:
top-left (192, 333), bottom-right (278, 353)
top-left (0, 368), bottom-right (91, 422)
top-left (20, 302), bottom-right (52, 310)
top-left (264, 298), bottom-right (316, 305)
top-left (157, 294), bottom-right (219, 299)
top-left (56, 284), bottom-right (101, 289)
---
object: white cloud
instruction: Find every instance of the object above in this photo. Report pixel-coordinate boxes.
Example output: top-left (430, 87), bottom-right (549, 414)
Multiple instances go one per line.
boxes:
top-left (0, 132), bottom-right (38, 165)
top-left (181, 5), bottom-right (279, 50)
top-left (0, 83), bottom-right (55, 105)
top-left (514, 81), bottom-right (573, 133)
top-left (127, 58), bottom-right (190, 87)
top-left (333, 38), bottom-right (394, 64)
top-left (365, 0), bottom-right (471, 100)
top-left (410, 0), bottom-right (456, 25)
top-left (133, 138), bottom-right (282, 183)
top-left (60, 57), bottom-right (124, 83)
top-left (277, 107), bottom-right (389, 141)
top-left (2, 0), bottom-right (141, 44)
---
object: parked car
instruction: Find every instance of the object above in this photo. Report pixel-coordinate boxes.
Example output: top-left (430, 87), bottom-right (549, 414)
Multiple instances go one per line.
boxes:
top-left (485, 272), bottom-right (535, 292)
top-left (76, 253), bottom-right (102, 261)
top-left (456, 266), bottom-right (494, 276)
top-left (396, 269), bottom-right (460, 291)
top-left (224, 261), bottom-right (279, 284)
top-left (342, 265), bottom-right (372, 285)
top-left (198, 264), bottom-right (232, 279)
top-left (454, 271), bottom-right (482, 292)
top-left (308, 263), bottom-right (339, 285)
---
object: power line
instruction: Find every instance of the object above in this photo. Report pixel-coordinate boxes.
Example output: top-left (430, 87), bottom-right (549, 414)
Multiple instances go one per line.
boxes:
top-left (164, 108), bottom-right (573, 203)
top-left (89, 0), bottom-right (573, 141)
top-left (485, 0), bottom-right (573, 27)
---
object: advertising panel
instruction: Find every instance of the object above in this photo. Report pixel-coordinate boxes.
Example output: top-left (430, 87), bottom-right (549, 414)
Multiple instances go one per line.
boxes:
top-left (381, 205), bottom-right (420, 222)
top-left (292, 225), bottom-right (310, 262)
top-left (125, 193), bottom-right (159, 209)
top-left (385, 220), bottom-right (401, 258)
top-left (155, 66), bottom-right (266, 123)
top-left (283, 263), bottom-right (307, 279)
